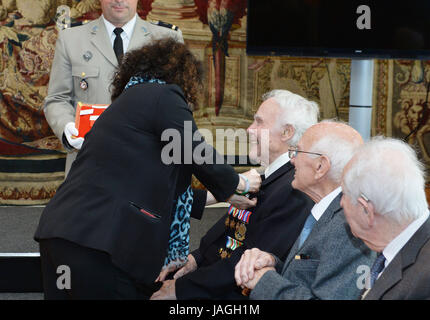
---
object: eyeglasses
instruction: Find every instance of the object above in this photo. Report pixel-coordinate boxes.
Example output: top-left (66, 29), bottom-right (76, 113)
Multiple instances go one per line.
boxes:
top-left (288, 148), bottom-right (323, 159)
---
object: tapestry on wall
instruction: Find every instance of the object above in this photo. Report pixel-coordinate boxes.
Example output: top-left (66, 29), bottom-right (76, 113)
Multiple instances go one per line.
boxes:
top-left (0, 0), bottom-right (154, 204)
top-left (374, 60), bottom-right (430, 179)
top-left (1, 4), bottom-right (64, 204)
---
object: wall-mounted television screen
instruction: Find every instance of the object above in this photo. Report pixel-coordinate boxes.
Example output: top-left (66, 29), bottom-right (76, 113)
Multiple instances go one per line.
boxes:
top-left (247, 0), bottom-right (430, 59)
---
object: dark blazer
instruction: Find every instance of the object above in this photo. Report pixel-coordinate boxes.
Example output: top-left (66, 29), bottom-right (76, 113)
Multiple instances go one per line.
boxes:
top-left (251, 193), bottom-right (376, 300)
top-left (175, 161), bottom-right (314, 299)
top-left (364, 218), bottom-right (430, 300)
top-left (34, 83), bottom-right (238, 287)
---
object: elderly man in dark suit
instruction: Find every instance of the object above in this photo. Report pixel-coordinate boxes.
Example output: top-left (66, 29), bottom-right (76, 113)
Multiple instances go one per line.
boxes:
top-left (151, 89), bottom-right (318, 299)
top-left (234, 121), bottom-right (376, 300)
top-left (341, 137), bottom-right (430, 300)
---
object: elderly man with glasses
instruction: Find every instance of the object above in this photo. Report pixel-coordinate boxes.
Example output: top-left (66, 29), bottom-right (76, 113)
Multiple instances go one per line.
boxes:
top-left (234, 121), bottom-right (376, 300)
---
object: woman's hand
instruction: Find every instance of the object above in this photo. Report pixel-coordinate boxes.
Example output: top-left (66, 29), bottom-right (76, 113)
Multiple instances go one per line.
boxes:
top-left (227, 194), bottom-right (257, 210)
top-left (156, 259), bottom-right (187, 282)
top-left (150, 280), bottom-right (177, 300)
top-left (173, 254), bottom-right (197, 279)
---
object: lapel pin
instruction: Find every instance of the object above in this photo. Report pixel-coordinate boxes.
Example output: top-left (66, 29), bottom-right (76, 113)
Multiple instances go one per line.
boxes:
top-left (83, 51), bottom-right (93, 62)
top-left (80, 79), bottom-right (88, 91)
top-left (141, 26), bottom-right (150, 36)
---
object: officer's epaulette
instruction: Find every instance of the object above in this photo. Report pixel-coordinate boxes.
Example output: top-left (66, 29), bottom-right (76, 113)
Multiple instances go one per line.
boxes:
top-left (150, 20), bottom-right (179, 31)
top-left (66, 20), bottom-right (89, 28)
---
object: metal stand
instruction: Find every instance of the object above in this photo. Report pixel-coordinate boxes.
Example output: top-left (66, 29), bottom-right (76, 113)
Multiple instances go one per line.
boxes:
top-left (348, 59), bottom-right (374, 141)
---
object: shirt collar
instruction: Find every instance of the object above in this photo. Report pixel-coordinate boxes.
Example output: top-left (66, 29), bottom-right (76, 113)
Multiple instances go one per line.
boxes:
top-left (102, 14), bottom-right (137, 41)
top-left (264, 152), bottom-right (290, 179)
top-left (382, 210), bottom-right (430, 268)
top-left (311, 186), bottom-right (342, 221)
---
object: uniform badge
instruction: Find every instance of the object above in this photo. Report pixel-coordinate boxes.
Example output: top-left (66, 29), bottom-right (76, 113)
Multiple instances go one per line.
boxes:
top-left (83, 51), bottom-right (93, 62)
top-left (235, 223), bottom-right (247, 241)
top-left (225, 216), bottom-right (230, 229)
top-left (91, 25), bottom-right (98, 35)
top-left (241, 288), bottom-right (251, 297)
top-left (220, 236), bottom-right (243, 259)
top-left (80, 79), bottom-right (88, 91)
top-left (150, 20), bottom-right (179, 31)
top-left (229, 217), bottom-right (236, 230)
top-left (226, 205), bottom-right (252, 240)
top-left (219, 248), bottom-right (229, 259)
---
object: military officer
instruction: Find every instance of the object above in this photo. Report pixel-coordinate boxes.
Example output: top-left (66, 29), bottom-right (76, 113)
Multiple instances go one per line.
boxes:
top-left (44, 0), bottom-right (183, 175)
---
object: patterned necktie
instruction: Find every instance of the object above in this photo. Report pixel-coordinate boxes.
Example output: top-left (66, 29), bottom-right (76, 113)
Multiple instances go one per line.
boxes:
top-left (113, 27), bottom-right (124, 62)
top-left (370, 253), bottom-right (386, 287)
top-left (298, 213), bottom-right (317, 248)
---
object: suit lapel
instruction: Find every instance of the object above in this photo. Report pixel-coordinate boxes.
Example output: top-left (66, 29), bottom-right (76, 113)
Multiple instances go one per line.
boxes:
top-left (309, 193), bottom-right (343, 235)
top-left (251, 162), bottom-right (294, 205)
top-left (400, 218), bottom-right (430, 267)
top-left (364, 255), bottom-right (403, 300)
top-left (90, 17), bottom-right (118, 67)
top-left (261, 161), bottom-right (294, 187)
top-left (283, 192), bottom-right (343, 270)
top-left (365, 218), bottom-right (430, 299)
top-left (128, 18), bottom-right (152, 51)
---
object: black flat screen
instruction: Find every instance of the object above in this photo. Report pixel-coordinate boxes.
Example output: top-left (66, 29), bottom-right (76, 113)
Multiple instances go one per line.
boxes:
top-left (247, 0), bottom-right (430, 59)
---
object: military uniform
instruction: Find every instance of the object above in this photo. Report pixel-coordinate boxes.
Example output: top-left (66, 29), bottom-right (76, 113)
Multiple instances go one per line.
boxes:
top-left (43, 15), bottom-right (183, 174)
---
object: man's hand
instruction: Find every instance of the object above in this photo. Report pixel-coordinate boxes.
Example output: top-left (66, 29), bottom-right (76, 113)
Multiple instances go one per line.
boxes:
top-left (173, 254), bottom-right (197, 279)
top-left (241, 169), bottom-right (262, 193)
top-left (234, 248), bottom-right (276, 287)
top-left (227, 194), bottom-right (257, 210)
top-left (64, 122), bottom-right (84, 150)
top-left (241, 266), bottom-right (275, 290)
top-left (150, 280), bottom-right (176, 300)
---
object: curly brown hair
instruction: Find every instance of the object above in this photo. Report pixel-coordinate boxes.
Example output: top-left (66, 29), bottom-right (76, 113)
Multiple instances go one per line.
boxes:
top-left (110, 38), bottom-right (203, 106)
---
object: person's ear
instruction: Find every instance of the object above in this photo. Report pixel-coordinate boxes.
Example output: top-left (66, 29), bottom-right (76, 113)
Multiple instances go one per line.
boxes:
top-left (281, 125), bottom-right (294, 142)
top-left (314, 155), bottom-right (330, 180)
top-left (358, 196), bottom-right (375, 227)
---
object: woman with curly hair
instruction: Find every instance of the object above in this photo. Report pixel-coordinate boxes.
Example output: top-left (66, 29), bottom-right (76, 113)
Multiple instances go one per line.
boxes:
top-left (34, 38), bottom-right (260, 299)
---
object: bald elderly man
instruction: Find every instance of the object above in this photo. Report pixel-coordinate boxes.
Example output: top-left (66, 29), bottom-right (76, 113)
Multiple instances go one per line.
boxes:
top-left (341, 137), bottom-right (430, 299)
top-left (234, 121), bottom-right (376, 300)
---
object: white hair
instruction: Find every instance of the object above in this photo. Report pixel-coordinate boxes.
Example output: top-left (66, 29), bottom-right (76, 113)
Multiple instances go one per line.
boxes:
top-left (309, 132), bottom-right (362, 185)
top-left (342, 136), bottom-right (428, 224)
top-left (263, 90), bottom-right (319, 146)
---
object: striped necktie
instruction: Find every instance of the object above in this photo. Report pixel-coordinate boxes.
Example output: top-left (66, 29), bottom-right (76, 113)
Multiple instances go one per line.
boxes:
top-left (370, 253), bottom-right (386, 287)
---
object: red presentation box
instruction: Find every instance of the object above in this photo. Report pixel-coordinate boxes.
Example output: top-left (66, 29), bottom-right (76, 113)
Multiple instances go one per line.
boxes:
top-left (74, 102), bottom-right (109, 138)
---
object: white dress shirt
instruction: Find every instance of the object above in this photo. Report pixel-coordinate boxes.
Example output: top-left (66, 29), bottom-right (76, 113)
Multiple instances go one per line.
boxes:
top-left (264, 152), bottom-right (290, 179)
top-left (311, 186), bottom-right (342, 221)
top-left (103, 14), bottom-right (137, 53)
